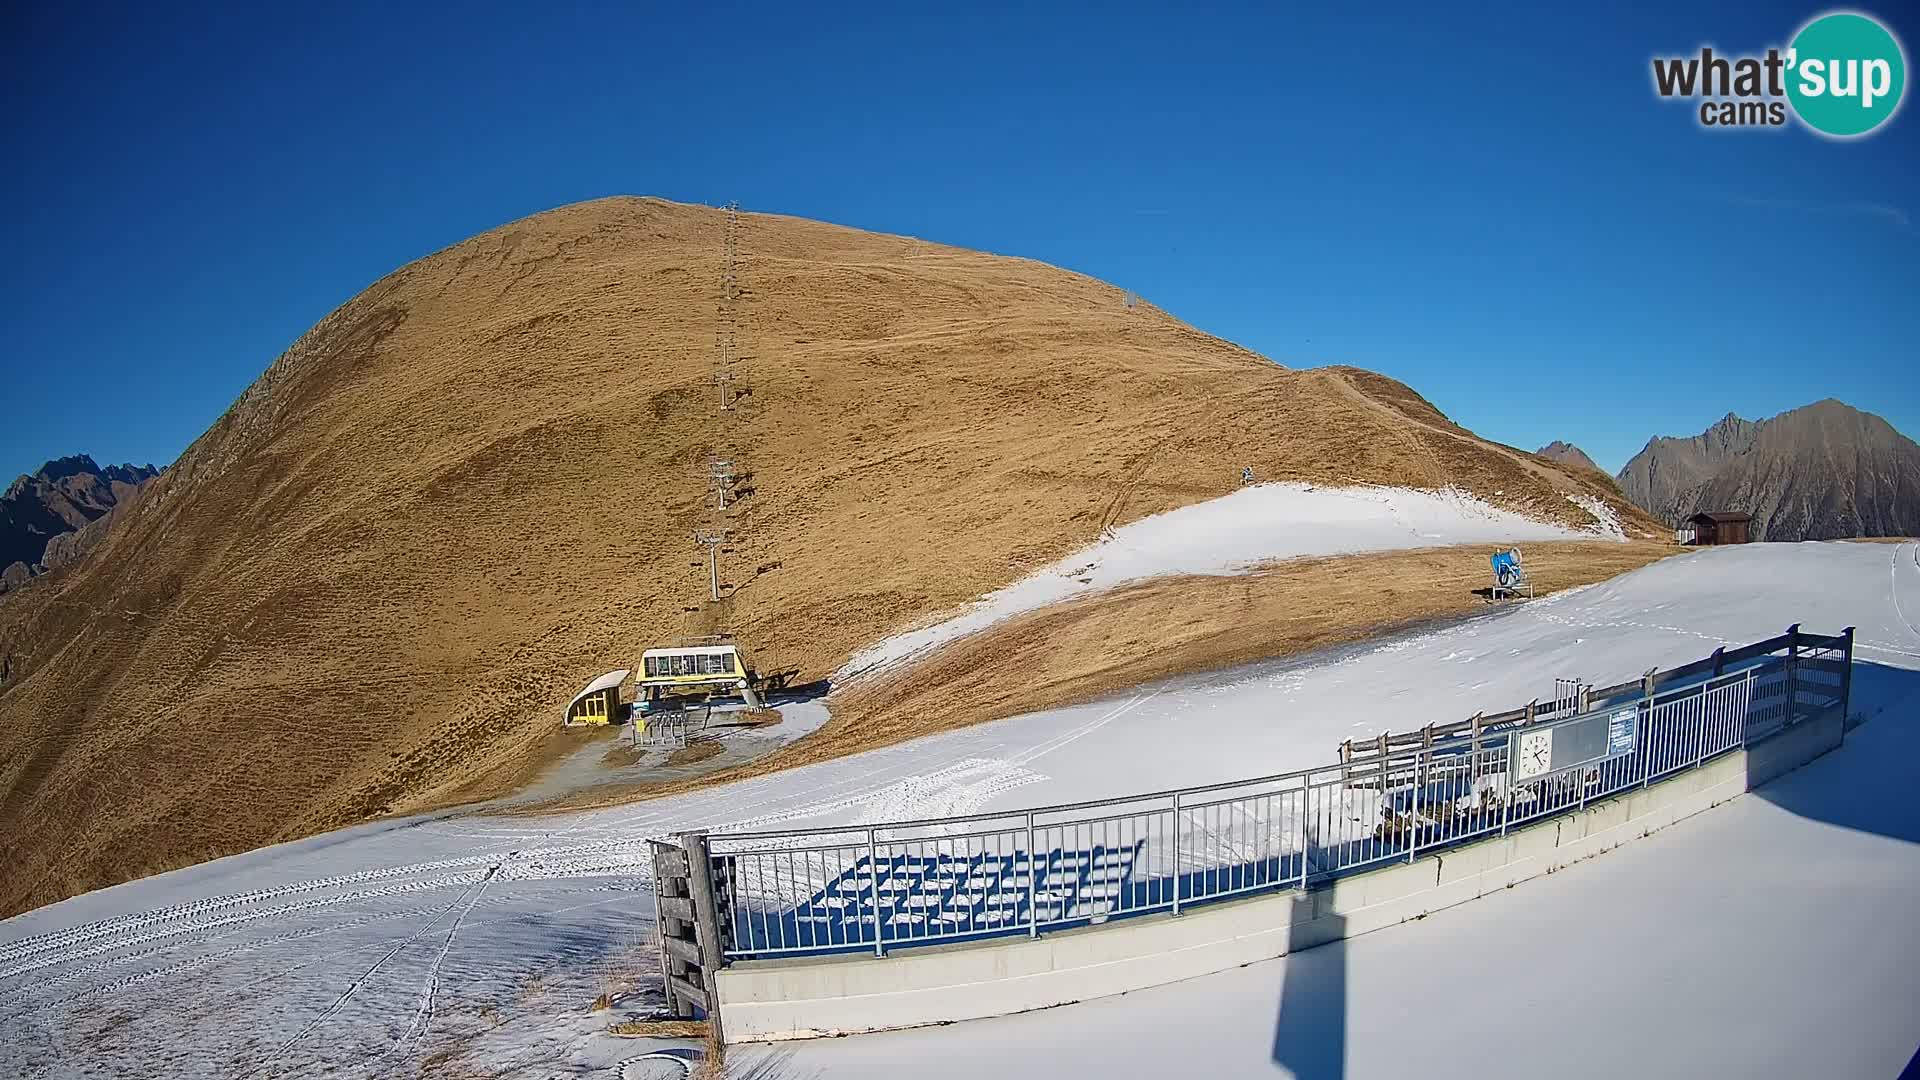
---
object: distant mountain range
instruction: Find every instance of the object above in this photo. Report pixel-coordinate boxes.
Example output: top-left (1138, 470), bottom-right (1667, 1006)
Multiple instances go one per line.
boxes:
top-left (1, 455), bottom-right (160, 589)
top-left (1615, 400), bottom-right (1920, 541)
top-left (1535, 440), bottom-right (1606, 477)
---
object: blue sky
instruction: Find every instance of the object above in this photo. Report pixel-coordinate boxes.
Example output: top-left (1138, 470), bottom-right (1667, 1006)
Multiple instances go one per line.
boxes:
top-left (2, 1), bottom-right (1914, 482)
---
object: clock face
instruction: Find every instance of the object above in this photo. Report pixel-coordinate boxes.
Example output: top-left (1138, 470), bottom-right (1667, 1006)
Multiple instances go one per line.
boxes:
top-left (1515, 730), bottom-right (1553, 780)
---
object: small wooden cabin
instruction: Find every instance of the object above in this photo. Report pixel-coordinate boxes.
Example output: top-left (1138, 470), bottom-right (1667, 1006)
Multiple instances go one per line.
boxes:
top-left (564, 668), bottom-right (629, 726)
top-left (1687, 511), bottom-right (1752, 546)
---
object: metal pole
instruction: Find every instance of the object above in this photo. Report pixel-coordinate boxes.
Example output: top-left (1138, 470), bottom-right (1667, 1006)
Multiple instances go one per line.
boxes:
top-left (1171, 791), bottom-right (1183, 915)
top-left (866, 828), bottom-right (884, 957)
top-left (1026, 811), bottom-right (1039, 938)
top-left (1785, 623), bottom-right (1802, 726)
top-left (1500, 731), bottom-right (1512, 838)
top-left (1840, 625), bottom-right (1856, 738)
top-left (1470, 719), bottom-right (1483, 833)
top-left (1407, 746), bottom-right (1423, 865)
top-left (1296, 773), bottom-right (1312, 890)
top-left (1695, 678), bottom-right (1715, 769)
top-left (1641, 679), bottom-right (1656, 789)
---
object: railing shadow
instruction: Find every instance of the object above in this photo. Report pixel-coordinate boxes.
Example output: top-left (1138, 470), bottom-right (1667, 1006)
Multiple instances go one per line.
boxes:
top-left (1272, 895), bottom-right (1346, 1080)
top-left (1746, 659), bottom-right (1920, 847)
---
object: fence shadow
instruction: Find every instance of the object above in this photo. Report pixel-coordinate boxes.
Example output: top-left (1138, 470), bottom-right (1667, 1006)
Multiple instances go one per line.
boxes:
top-left (1747, 659), bottom-right (1920, 847)
top-left (1270, 894), bottom-right (1348, 1080)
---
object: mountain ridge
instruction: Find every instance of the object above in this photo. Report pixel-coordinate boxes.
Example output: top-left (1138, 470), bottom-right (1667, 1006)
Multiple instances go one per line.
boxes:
top-left (1535, 440), bottom-right (1606, 477)
top-left (0, 455), bottom-right (161, 586)
top-left (1616, 399), bottom-right (1920, 540)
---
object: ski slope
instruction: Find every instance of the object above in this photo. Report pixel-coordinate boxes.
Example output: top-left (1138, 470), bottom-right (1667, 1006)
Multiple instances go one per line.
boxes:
top-left (839, 483), bottom-right (1628, 678)
top-left (2, 540), bottom-right (1916, 1079)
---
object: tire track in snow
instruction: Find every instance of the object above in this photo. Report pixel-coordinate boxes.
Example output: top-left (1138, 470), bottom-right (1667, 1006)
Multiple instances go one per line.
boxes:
top-left (0, 854), bottom-right (504, 966)
top-left (263, 865), bottom-right (498, 1066)
top-left (1889, 541), bottom-right (1920, 646)
top-left (0, 873), bottom-right (488, 986)
top-left (26, 885), bottom-right (641, 1015)
top-left (0, 833), bottom-right (671, 980)
top-left (360, 869), bottom-right (496, 1075)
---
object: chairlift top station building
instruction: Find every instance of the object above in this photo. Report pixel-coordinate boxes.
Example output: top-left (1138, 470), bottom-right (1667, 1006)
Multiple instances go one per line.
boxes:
top-left (562, 643), bottom-right (765, 727)
top-left (636, 643), bottom-right (762, 712)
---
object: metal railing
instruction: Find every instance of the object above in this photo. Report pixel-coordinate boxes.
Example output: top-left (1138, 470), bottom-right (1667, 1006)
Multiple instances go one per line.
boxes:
top-left (702, 627), bottom-right (1853, 961)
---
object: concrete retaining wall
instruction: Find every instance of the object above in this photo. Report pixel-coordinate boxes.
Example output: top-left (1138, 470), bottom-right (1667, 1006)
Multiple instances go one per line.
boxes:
top-left (715, 707), bottom-right (1847, 1043)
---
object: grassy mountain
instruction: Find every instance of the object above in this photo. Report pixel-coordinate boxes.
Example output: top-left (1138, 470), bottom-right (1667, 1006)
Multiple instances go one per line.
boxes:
top-left (1616, 400), bottom-right (1920, 540)
top-left (0, 197), bottom-right (1652, 916)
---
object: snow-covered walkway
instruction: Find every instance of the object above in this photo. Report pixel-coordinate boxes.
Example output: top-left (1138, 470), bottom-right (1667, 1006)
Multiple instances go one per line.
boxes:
top-left (2, 540), bottom-right (1917, 1078)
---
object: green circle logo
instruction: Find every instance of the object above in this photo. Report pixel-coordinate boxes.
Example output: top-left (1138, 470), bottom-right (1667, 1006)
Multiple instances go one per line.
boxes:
top-left (1786, 12), bottom-right (1907, 137)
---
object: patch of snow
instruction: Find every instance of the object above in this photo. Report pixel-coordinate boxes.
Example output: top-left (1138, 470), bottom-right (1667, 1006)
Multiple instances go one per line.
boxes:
top-left (1565, 492), bottom-right (1628, 542)
top-left (840, 483), bottom-right (1605, 679)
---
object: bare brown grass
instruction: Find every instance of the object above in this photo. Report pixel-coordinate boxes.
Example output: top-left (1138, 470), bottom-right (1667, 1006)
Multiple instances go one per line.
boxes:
top-left (608, 1019), bottom-right (710, 1038)
top-left (548, 540), bottom-right (1680, 811)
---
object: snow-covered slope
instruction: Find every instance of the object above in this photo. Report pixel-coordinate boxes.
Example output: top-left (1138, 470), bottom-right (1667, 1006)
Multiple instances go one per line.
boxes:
top-left (759, 664), bottom-right (1920, 1079)
top-left (842, 482), bottom-right (1626, 678)
top-left (3, 541), bottom-right (1916, 1079)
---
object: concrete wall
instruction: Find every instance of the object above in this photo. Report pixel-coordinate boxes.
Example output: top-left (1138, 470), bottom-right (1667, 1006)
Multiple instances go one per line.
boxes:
top-left (715, 708), bottom-right (1847, 1043)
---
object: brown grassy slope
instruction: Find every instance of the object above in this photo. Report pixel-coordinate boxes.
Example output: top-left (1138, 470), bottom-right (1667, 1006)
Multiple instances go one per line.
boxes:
top-left (549, 540), bottom-right (1678, 811)
top-left (0, 196), bottom-right (1655, 917)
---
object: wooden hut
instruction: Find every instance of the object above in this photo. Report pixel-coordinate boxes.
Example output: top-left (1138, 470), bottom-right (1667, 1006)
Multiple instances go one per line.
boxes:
top-left (1686, 511), bottom-right (1752, 546)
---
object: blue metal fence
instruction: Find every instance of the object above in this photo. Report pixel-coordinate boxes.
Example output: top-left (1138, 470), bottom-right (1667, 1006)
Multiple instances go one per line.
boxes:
top-left (701, 627), bottom-right (1853, 961)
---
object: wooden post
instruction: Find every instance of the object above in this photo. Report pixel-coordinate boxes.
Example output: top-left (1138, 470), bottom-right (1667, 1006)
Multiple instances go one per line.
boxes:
top-left (1376, 733), bottom-right (1389, 793)
top-left (652, 839), bottom-right (703, 1018)
top-left (681, 830), bottom-right (728, 1044)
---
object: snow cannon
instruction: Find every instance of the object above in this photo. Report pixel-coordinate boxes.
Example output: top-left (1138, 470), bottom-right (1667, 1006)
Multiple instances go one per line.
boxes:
top-left (1490, 547), bottom-right (1533, 601)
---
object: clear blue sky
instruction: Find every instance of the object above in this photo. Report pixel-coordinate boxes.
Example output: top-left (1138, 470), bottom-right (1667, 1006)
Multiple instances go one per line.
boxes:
top-left (2, 2), bottom-right (1914, 481)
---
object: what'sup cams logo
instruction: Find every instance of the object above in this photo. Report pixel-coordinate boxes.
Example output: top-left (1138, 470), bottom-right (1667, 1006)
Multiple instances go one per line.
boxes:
top-left (1652, 10), bottom-right (1906, 137)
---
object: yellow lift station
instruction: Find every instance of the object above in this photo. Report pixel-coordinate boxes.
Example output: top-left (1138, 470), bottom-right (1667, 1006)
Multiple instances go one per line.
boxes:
top-left (636, 643), bottom-right (763, 715)
top-left (563, 668), bottom-right (630, 726)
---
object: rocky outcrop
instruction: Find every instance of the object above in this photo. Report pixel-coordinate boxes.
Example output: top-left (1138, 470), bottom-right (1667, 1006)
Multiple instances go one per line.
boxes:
top-left (1535, 441), bottom-right (1606, 478)
top-left (1617, 401), bottom-right (1920, 541)
top-left (0, 456), bottom-right (160, 590)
